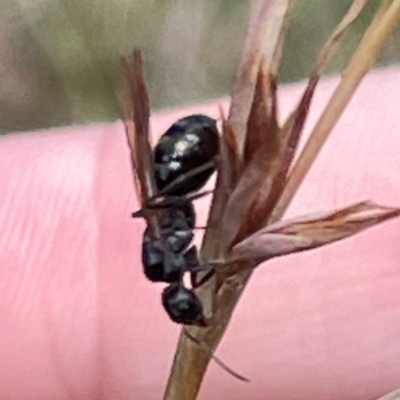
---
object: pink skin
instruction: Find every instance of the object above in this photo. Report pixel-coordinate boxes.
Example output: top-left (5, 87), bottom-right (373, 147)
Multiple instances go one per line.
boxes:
top-left (1, 66), bottom-right (400, 400)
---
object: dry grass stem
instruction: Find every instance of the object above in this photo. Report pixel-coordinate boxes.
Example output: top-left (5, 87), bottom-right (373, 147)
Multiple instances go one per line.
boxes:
top-left (266, 0), bottom-right (369, 223)
top-left (228, 0), bottom-right (293, 159)
top-left (163, 2), bottom-right (293, 399)
top-left (163, 2), bottom-right (400, 399)
top-left (121, 52), bottom-right (161, 236)
top-left (271, 0), bottom-right (400, 222)
top-left (312, 0), bottom-right (368, 76)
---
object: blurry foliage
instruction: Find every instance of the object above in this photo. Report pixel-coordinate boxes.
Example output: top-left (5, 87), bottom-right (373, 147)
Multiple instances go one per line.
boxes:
top-left (1, 0), bottom-right (399, 134)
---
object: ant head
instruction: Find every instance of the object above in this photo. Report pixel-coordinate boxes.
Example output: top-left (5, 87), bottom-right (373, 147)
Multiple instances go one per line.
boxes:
top-left (162, 283), bottom-right (208, 326)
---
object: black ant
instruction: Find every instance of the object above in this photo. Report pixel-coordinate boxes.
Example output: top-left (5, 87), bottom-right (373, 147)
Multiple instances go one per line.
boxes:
top-left (136, 114), bottom-right (219, 326)
top-left (123, 54), bottom-right (247, 381)
top-left (133, 114), bottom-right (248, 381)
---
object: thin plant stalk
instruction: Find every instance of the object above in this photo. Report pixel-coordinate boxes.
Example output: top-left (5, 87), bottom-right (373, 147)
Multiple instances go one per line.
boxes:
top-left (271, 0), bottom-right (400, 222)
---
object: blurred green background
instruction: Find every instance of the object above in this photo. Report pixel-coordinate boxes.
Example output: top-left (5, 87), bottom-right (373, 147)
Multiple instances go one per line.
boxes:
top-left (1, 0), bottom-right (399, 134)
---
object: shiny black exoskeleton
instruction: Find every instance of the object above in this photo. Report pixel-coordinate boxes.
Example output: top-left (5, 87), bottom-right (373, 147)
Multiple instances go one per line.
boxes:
top-left (138, 114), bottom-right (220, 326)
top-left (142, 239), bottom-right (200, 282)
top-left (145, 201), bottom-right (195, 253)
top-left (154, 114), bottom-right (219, 196)
top-left (162, 283), bottom-right (208, 326)
top-left (141, 202), bottom-right (197, 282)
top-left (142, 203), bottom-right (209, 325)
top-left (142, 235), bottom-right (199, 283)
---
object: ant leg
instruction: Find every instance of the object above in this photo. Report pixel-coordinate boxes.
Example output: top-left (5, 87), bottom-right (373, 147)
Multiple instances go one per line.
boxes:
top-left (133, 190), bottom-right (213, 216)
top-left (190, 271), bottom-right (197, 288)
top-left (190, 269), bottom-right (215, 289)
top-left (146, 189), bottom-right (213, 209)
top-left (183, 328), bottom-right (250, 382)
top-left (185, 190), bottom-right (214, 202)
top-left (150, 158), bottom-right (217, 200)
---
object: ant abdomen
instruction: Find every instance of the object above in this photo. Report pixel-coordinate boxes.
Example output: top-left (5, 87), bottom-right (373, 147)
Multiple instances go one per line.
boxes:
top-left (154, 115), bottom-right (219, 196)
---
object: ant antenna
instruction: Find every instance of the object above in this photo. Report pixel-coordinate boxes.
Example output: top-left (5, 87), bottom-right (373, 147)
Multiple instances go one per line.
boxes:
top-left (151, 158), bottom-right (218, 199)
top-left (183, 328), bottom-right (250, 382)
top-left (131, 190), bottom-right (213, 218)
